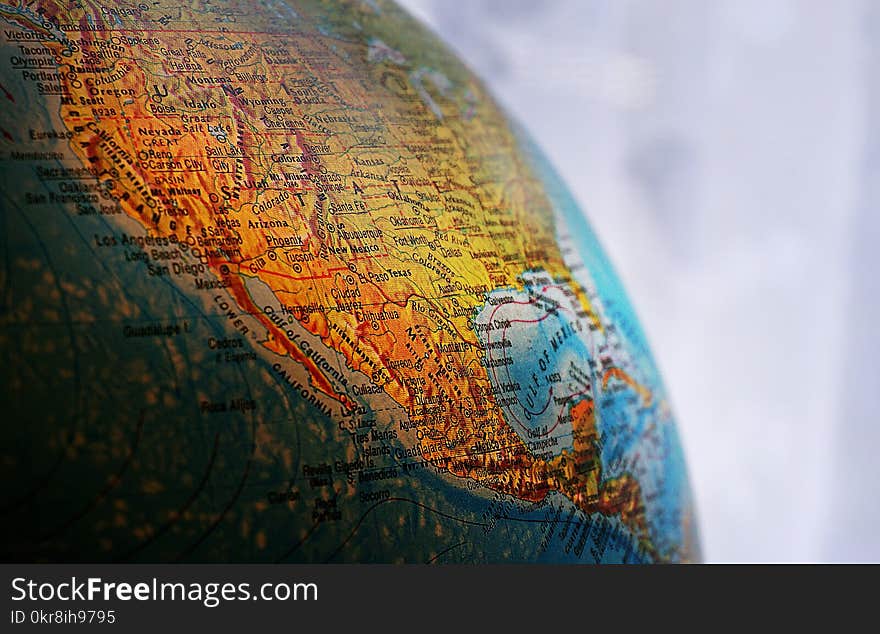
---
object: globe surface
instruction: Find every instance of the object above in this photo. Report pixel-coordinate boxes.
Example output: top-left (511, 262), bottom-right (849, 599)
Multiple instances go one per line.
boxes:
top-left (0, 0), bottom-right (699, 563)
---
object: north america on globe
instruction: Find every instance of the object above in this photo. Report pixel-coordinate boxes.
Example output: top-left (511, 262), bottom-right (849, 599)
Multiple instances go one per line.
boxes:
top-left (0, 0), bottom-right (699, 563)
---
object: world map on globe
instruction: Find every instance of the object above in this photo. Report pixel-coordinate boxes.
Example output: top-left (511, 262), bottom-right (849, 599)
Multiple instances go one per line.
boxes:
top-left (0, 0), bottom-right (699, 563)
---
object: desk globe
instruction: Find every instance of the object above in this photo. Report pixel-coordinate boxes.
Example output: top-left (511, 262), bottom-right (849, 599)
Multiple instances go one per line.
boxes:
top-left (0, 0), bottom-right (699, 563)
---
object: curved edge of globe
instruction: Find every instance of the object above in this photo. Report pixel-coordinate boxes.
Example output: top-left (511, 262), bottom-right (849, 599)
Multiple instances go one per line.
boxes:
top-left (384, 0), bottom-right (702, 562)
top-left (507, 115), bottom-right (703, 563)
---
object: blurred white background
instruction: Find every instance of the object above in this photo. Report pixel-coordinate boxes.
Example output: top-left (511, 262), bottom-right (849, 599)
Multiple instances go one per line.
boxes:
top-left (399, 0), bottom-right (880, 562)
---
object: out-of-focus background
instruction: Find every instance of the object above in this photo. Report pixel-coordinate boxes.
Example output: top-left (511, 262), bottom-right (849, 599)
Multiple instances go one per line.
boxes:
top-left (399, 0), bottom-right (879, 563)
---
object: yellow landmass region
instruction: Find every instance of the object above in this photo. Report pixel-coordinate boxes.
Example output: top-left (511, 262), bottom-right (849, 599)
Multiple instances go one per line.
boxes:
top-left (3, 0), bottom-right (657, 556)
